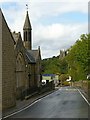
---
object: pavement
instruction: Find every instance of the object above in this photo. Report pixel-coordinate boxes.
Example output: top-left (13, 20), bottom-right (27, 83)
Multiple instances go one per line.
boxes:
top-left (3, 88), bottom-right (58, 118)
top-left (6, 86), bottom-right (89, 119)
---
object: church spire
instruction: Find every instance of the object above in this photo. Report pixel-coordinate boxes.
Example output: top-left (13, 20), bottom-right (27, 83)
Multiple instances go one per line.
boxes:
top-left (23, 4), bottom-right (32, 50)
top-left (23, 5), bottom-right (32, 30)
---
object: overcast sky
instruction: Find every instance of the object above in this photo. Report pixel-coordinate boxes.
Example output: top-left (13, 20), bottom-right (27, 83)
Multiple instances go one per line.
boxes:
top-left (0, 0), bottom-right (88, 59)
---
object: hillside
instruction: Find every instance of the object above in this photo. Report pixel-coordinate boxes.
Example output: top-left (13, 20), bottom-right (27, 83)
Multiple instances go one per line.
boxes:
top-left (41, 55), bottom-right (68, 75)
top-left (41, 34), bottom-right (89, 81)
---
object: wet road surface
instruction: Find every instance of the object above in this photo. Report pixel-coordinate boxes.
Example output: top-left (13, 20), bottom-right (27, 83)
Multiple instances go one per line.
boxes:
top-left (10, 87), bottom-right (89, 118)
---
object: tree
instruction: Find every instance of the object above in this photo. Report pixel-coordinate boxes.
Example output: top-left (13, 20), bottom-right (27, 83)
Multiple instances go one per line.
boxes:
top-left (41, 56), bottom-right (68, 74)
top-left (66, 34), bottom-right (89, 81)
top-left (59, 58), bottom-right (68, 74)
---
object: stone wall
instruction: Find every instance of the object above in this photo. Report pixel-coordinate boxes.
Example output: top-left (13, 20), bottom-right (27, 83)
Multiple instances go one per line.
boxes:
top-left (2, 12), bottom-right (16, 110)
top-left (0, 9), bottom-right (2, 118)
top-left (73, 80), bottom-right (90, 101)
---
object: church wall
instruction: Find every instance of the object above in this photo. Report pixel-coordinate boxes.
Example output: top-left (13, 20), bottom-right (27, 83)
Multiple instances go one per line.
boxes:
top-left (30, 64), bottom-right (35, 87)
top-left (2, 14), bottom-right (16, 110)
top-left (16, 53), bottom-right (26, 87)
top-left (35, 63), bottom-right (38, 87)
top-left (15, 52), bottom-right (27, 99)
top-left (23, 40), bottom-right (31, 50)
top-left (25, 62), bottom-right (29, 89)
top-left (35, 60), bottom-right (42, 87)
top-left (0, 10), bottom-right (2, 118)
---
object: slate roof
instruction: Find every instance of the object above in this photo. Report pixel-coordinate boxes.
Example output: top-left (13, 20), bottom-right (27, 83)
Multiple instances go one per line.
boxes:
top-left (42, 74), bottom-right (55, 77)
top-left (26, 50), bottom-right (39, 64)
top-left (12, 31), bottom-right (40, 64)
top-left (25, 50), bottom-right (35, 63)
top-left (23, 11), bottom-right (32, 30)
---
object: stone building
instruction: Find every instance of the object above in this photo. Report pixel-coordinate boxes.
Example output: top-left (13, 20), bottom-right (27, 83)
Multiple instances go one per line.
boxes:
top-left (12, 10), bottom-right (42, 99)
top-left (0, 9), bottom-right (16, 110)
top-left (12, 32), bottom-right (27, 99)
top-left (0, 8), bottom-right (42, 110)
top-left (22, 10), bottom-right (42, 89)
top-left (59, 50), bottom-right (67, 59)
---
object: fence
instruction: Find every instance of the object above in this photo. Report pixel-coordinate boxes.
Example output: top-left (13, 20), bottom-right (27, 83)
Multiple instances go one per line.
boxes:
top-left (16, 81), bottom-right (55, 100)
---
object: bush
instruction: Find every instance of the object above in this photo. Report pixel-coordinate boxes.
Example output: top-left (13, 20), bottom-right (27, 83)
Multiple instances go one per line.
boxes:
top-left (63, 81), bottom-right (70, 86)
top-left (60, 74), bottom-right (69, 82)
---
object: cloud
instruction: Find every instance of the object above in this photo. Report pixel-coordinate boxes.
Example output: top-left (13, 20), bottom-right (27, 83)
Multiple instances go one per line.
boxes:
top-left (33, 23), bottom-right (87, 58)
top-left (1, 1), bottom-right (88, 27)
top-left (0, 1), bottom-right (88, 59)
top-left (0, 0), bottom-right (19, 2)
top-left (34, 24), bottom-right (65, 40)
top-left (0, 0), bottom-right (89, 3)
top-left (29, 1), bottom-right (88, 24)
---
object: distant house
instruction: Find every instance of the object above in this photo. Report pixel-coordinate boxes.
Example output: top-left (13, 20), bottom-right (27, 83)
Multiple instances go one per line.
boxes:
top-left (42, 74), bottom-right (60, 86)
top-left (59, 49), bottom-right (67, 59)
top-left (42, 74), bottom-right (55, 82)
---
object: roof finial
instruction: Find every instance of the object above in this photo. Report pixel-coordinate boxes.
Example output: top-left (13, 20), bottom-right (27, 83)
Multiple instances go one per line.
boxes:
top-left (26, 4), bottom-right (28, 12)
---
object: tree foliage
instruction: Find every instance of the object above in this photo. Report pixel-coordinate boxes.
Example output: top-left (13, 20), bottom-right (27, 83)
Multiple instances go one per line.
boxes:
top-left (41, 34), bottom-right (89, 82)
top-left (66, 34), bottom-right (89, 81)
top-left (59, 74), bottom-right (69, 82)
top-left (41, 56), bottom-right (68, 74)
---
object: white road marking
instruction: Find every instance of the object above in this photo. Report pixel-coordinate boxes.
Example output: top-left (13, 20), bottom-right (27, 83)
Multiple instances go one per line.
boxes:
top-left (77, 89), bottom-right (90, 106)
top-left (4, 87), bottom-right (88, 119)
top-left (3, 89), bottom-right (59, 119)
top-left (3, 99), bottom-right (40, 119)
top-left (65, 88), bottom-right (77, 91)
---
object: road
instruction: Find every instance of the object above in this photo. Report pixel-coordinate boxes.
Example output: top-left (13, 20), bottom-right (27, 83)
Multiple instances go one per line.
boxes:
top-left (10, 86), bottom-right (89, 118)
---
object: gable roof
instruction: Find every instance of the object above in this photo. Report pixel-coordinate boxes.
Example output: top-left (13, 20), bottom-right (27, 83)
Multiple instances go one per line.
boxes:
top-left (0, 8), bottom-right (15, 44)
top-left (12, 32), bottom-right (26, 55)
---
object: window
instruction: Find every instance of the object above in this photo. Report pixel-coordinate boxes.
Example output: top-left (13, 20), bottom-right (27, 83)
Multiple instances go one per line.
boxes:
top-left (24, 31), bottom-right (27, 41)
top-left (26, 31), bottom-right (27, 41)
top-left (29, 31), bottom-right (31, 41)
